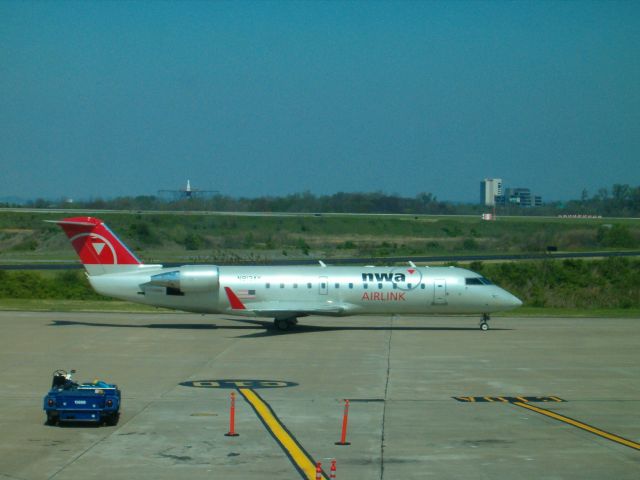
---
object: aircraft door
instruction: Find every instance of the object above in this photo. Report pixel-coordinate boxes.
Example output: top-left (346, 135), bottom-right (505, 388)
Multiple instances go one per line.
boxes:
top-left (319, 276), bottom-right (328, 295)
top-left (433, 279), bottom-right (447, 305)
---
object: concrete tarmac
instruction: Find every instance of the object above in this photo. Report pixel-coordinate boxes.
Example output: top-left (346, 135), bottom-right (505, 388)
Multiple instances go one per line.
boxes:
top-left (0, 311), bottom-right (638, 479)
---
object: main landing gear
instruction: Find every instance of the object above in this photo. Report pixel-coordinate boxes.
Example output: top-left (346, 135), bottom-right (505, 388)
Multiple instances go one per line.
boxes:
top-left (480, 313), bottom-right (490, 331)
top-left (274, 317), bottom-right (298, 331)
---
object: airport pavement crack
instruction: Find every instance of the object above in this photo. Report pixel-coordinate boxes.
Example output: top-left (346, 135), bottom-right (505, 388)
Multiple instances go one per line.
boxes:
top-left (46, 430), bottom-right (117, 480)
top-left (379, 314), bottom-right (394, 480)
top-left (0, 472), bottom-right (28, 480)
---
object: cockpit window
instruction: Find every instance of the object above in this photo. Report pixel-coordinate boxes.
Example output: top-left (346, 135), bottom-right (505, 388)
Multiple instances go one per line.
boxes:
top-left (466, 277), bottom-right (493, 285)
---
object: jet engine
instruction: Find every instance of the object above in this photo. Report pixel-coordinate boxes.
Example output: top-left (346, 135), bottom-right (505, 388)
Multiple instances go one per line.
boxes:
top-left (148, 266), bottom-right (219, 293)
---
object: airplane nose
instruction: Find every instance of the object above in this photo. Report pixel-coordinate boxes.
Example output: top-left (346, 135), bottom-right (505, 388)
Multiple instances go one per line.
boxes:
top-left (503, 291), bottom-right (523, 309)
top-left (493, 288), bottom-right (523, 309)
top-left (511, 294), bottom-right (523, 308)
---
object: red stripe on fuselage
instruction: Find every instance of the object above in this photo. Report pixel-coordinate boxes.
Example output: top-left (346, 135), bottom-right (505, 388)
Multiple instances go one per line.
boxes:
top-left (224, 287), bottom-right (247, 310)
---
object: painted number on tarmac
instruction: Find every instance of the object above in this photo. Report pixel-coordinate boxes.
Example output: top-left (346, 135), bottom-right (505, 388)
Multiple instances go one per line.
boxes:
top-left (180, 379), bottom-right (298, 389)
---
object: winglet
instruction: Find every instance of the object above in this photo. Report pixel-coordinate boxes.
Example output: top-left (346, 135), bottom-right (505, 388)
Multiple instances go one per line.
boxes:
top-left (224, 287), bottom-right (246, 310)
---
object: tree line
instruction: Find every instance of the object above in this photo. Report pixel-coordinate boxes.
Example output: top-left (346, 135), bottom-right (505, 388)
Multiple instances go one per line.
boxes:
top-left (9, 184), bottom-right (640, 217)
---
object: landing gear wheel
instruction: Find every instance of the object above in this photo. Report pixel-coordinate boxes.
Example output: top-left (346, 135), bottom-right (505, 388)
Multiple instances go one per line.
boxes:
top-left (275, 319), bottom-right (289, 331)
top-left (480, 313), bottom-right (490, 331)
top-left (274, 318), bottom-right (297, 331)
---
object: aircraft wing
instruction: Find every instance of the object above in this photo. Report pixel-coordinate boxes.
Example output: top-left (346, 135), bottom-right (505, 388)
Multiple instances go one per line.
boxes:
top-left (224, 287), bottom-right (353, 318)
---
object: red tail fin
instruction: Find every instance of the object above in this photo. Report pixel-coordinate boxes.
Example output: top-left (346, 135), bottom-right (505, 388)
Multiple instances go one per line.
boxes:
top-left (52, 217), bottom-right (141, 268)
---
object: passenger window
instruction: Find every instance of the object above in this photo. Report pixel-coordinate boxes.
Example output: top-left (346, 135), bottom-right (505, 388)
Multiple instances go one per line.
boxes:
top-left (420, 284), bottom-right (425, 289)
top-left (266, 283), bottom-right (270, 289)
top-left (307, 283), bottom-right (312, 289)
top-left (378, 283), bottom-right (383, 289)
top-left (280, 283), bottom-right (285, 288)
top-left (392, 283), bottom-right (398, 290)
top-left (293, 283), bottom-right (298, 288)
top-left (363, 284), bottom-right (368, 289)
top-left (349, 283), bottom-right (353, 289)
top-left (334, 283), bottom-right (340, 289)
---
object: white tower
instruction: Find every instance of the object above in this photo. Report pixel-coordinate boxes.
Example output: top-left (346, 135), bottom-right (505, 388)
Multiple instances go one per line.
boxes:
top-left (480, 178), bottom-right (503, 206)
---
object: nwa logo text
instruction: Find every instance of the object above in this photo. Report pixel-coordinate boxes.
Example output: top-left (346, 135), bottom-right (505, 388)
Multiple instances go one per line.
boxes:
top-left (361, 268), bottom-right (422, 291)
top-left (362, 272), bottom-right (407, 283)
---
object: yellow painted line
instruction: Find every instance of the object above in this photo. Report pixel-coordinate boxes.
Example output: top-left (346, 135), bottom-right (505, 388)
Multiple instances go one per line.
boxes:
top-left (238, 388), bottom-right (328, 480)
top-left (513, 401), bottom-right (640, 451)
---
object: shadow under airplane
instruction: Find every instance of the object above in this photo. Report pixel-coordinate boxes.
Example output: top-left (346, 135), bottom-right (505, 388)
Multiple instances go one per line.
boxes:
top-left (50, 318), bottom-right (511, 338)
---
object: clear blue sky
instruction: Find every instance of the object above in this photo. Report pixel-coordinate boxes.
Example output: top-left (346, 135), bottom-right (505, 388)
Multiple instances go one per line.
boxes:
top-left (1, 1), bottom-right (638, 202)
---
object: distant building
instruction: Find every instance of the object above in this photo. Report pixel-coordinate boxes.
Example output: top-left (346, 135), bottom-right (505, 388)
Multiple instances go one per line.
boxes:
top-left (480, 178), bottom-right (503, 206)
top-left (505, 187), bottom-right (542, 207)
top-left (482, 180), bottom-right (543, 207)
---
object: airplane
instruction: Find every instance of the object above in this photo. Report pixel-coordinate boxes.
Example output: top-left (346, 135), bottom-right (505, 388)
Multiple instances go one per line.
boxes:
top-left (50, 217), bottom-right (522, 331)
top-left (158, 179), bottom-right (218, 200)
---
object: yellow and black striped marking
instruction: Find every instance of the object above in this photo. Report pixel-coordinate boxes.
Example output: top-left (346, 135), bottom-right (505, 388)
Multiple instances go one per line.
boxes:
top-left (454, 395), bottom-right (640, 451)
top-left (237, 388), bottom-right (328, 480)
top-left (453, 396), bottom-right (565, 403)
top-left (512, 401), bottom-right (640, 451)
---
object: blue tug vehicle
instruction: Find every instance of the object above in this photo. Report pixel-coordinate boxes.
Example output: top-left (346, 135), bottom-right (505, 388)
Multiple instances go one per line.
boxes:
top-left (43, 369), bottom-right (121, 426)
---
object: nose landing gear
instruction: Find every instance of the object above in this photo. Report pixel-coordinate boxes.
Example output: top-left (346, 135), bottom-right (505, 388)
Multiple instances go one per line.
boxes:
top-left (480, 313), bottom-right (490, 331)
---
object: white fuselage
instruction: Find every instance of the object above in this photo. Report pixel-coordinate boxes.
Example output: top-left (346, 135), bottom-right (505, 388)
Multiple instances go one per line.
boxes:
top-left (88, 264), bottom-right (522, 317)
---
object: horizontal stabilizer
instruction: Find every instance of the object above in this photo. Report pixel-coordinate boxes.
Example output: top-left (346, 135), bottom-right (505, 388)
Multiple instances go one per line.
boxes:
top-left (47, 220), bottom-right (99, 227)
